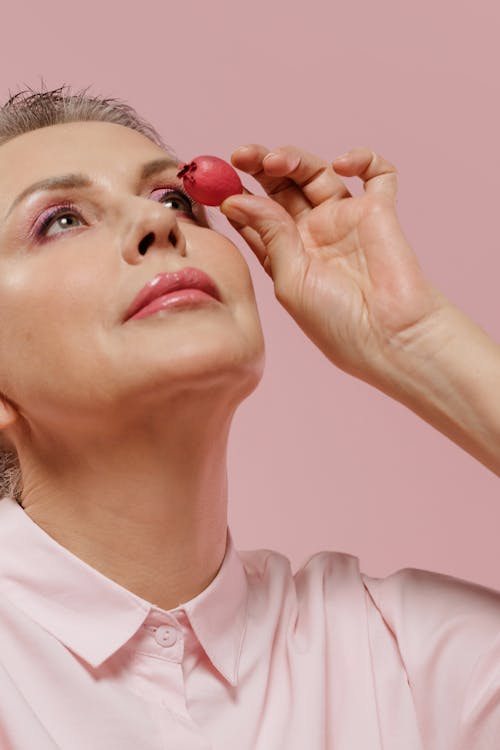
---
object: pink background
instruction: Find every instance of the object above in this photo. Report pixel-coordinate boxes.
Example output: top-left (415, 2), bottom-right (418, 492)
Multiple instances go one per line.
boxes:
top-left (1, 0), bottom-right (499, 589)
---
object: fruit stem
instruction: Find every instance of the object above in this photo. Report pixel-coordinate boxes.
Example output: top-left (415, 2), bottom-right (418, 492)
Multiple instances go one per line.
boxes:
top-left (176, 162), bottom-right (196, 179)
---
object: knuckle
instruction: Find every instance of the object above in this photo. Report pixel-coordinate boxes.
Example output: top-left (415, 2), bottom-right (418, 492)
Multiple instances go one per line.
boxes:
top-left (365, 192), bottom-right (392, 214)
top-left (361, 147), bottom-right (398, 172)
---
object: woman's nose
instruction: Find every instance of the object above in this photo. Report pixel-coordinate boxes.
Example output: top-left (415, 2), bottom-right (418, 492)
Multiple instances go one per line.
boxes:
top-left (122, 202), bottom-right (187, 264)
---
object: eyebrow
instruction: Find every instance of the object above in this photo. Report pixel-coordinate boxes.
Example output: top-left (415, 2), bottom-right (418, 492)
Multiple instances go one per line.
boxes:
top-left (3, 157), bottom-right (182, 221)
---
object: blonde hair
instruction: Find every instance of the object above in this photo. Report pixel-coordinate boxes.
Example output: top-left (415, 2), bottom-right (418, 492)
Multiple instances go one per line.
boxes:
top-left (0, 82), bottom-right (184, 505)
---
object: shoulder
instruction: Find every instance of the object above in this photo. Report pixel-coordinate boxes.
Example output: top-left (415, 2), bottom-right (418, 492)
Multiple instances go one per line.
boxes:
top-left (362, 567), bottom-right (500, 747)
top-left (237, 545), bottom-right (366, 619)
top-left (362, 566), bottom-right (500, 645)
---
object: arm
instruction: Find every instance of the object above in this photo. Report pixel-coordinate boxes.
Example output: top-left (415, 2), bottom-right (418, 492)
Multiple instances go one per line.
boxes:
top-left (375, 286), bottom-right (500, 477)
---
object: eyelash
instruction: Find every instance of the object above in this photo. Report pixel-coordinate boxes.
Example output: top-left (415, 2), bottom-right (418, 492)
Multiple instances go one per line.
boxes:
top-left (33, 184), bottom-right (198, 239)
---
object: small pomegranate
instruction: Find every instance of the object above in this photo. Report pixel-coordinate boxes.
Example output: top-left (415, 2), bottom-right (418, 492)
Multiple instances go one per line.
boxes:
top-left (177, 155), bottom-right (243, 206)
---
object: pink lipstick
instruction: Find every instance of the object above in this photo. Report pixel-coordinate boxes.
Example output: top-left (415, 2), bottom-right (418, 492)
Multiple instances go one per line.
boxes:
top-left (124, 267), bottom-right (221, 322)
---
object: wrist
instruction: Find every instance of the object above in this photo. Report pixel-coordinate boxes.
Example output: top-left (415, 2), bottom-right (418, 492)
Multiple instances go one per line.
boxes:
top-left (374, 290), bottom-right (500, 475)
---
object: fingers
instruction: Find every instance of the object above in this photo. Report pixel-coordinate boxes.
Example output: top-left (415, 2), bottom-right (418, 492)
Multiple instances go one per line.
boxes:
top-left (222, 193), bottom-right (307, 291)
top-left (226, 215), bottom-right (272, 274)
top-left (230, 144), bottom-right (352, 221)
top-left (332, 147), bottom-right (398, 201)
top-left (227, 144), bottom-right (399, 227)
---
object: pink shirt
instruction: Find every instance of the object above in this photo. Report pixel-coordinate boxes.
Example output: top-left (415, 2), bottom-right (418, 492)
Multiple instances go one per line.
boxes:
top-left (0, 494), bottom-right (499, 750)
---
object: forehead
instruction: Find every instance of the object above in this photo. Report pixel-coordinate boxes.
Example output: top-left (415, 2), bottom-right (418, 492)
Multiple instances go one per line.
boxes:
top-left (0, 121), bottom-right (174, 203)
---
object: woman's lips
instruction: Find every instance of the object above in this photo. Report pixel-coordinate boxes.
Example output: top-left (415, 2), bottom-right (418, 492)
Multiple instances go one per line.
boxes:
top-left (124, 266), bottom-right (221, 322)
top-left (128, 288), bottom-right (220, 320)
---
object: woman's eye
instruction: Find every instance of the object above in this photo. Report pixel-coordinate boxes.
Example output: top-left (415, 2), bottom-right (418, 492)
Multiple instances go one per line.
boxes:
top-left (156, 189), bottom-right (195, 214)
top-left (41, 211), bottom-right (83, 238)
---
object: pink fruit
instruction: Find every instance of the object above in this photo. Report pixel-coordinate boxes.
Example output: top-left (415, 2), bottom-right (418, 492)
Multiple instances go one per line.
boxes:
top-left (176, 155), bottom-right (243, 206)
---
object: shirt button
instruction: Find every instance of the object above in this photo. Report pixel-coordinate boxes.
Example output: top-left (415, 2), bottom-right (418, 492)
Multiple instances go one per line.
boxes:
top-left (154, 624), bottom-right (178, 647)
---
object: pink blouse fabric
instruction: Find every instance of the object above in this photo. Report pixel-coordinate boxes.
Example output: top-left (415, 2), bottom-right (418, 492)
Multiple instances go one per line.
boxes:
top-left (0, 494), bottom-right (498, 750)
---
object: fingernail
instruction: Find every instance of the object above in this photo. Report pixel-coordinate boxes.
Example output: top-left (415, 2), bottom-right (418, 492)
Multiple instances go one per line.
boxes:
top-left (333, 152), bottom-right (351, 162)
top-left (233, 146), bottom-right (252, 156)
top-left (264, 151), bottom-right (300, 170)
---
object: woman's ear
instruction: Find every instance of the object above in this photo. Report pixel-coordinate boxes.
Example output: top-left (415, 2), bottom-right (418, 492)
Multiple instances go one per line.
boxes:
top-left (0, 394), bottom-right (18, 451)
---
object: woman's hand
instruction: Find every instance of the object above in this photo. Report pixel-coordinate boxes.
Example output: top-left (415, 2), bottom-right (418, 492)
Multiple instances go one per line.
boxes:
top-left (219, 144), bottom-right (447, 385)
top-left (219, 144), bottom-right (500, 476)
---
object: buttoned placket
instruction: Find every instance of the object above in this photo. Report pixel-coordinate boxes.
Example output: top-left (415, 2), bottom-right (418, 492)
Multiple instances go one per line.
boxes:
top-left (116, 607), bottom-right (214, 748)
top-left (121, 609), bottom-right (195, 723)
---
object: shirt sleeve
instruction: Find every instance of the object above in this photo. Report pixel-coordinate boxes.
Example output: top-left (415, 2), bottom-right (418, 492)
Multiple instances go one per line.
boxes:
top-left (361, 567), bottom-right (500, 750)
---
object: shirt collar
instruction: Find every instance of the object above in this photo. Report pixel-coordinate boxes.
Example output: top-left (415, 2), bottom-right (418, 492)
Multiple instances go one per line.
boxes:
top-left (0, 496), bottom-right (248, 687)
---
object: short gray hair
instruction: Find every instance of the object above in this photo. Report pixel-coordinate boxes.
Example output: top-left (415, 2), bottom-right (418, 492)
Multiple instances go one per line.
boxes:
top-left (0, 81), bottom-right (175, 152)
top-left (0, 82), bottom-right (185, 506)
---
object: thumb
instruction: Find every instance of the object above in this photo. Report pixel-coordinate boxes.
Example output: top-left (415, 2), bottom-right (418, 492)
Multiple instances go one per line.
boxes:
top-left (220, 194), bottom-right (306, 289)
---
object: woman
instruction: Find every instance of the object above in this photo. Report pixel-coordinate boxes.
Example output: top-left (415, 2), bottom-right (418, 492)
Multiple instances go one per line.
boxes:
top-left (0, 85), bottom-right (498, 750)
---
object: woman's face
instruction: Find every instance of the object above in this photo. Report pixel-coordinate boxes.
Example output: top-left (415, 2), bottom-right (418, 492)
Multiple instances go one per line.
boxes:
top-left (0, 121), bottom-right (265, 444)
